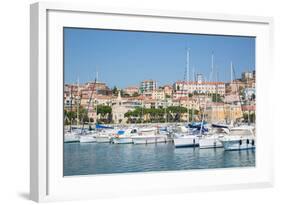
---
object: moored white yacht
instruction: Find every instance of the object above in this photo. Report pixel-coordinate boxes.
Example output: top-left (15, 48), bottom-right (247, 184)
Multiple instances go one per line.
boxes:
top-left (132, 127), bottom-right (168, 144)
top-left (173, 126), bottom-right (200, 148)
top-left (112, 128), bottom-right (138, 144)
top-left (95, 129), bottom-right (117, 143)
top-left (79, 131), bottom-right (97, 143)
top-left (173, 133), bottom-right (199, 148)
top-left (199, 127), bottom-right (228, 149)
top-left (199, 134), bottom-right (223, 149)
top-left (64, 131), bottom-right (80, 143)
top-left (219, 126), bottom-right (255, 150)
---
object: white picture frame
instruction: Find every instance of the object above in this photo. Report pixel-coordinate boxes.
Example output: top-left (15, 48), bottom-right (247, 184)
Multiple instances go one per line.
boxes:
top-left (30, 2), bottom-right (274, 202)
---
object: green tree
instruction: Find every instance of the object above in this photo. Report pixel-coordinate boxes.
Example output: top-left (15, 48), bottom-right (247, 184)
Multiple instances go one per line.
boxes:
top-left (97, 105), bottom-right (112, 123)
top-left (79, 108), bottom-right (89, 123)
top-left (251, 93), bottom-right (256, 101)
top-left (211, 93), bottom-right (223, 102)
top-left (166, 106), bottom-right (188, 122)
top-left (167, 106), bottom-right (187, 114)
top-left (97, 105), bottom-right (111, 115)
top-left (112, 86), bottom-right (118, 96)
top-left (66, 111), bottom-right (76, 122)
top-left (250, 112), bottom-right (255, 123)
top-left (188, 108), bottom-right (199, 122)
top-left (132, 92), bottom-right (140, 97)
top-left (243, 112), bottom-right (255, 123)
top-left (165, 94), bottom-right (171, 98)
top-left (124, 106), bottom-right (199, 123)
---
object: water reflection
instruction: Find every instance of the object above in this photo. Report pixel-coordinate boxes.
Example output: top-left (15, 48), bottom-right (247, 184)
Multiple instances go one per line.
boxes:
top-left (64, 142), bottom-right (255, 176)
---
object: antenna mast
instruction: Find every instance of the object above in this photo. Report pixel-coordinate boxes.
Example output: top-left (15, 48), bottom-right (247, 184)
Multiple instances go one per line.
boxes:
top-left (230, 61), bottom-right (233, 83)
top-left (185, 48), bottom-right (190, 83)
top-left (77, 77), bottom-right (80, 127)
top-left (209, 52), bottom-right (214, 82)
top-left (95, 68), bottom-right (99, 82)
top-left (186, 48), bottom-right (190, 123)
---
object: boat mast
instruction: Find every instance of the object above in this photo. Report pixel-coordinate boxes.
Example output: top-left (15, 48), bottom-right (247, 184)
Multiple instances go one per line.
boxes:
top-left (210, 52), bottom-right (215, 123)
top-left (95, 69), bottom-right (98, 125)
top-left (246, 68), bottom-right (250, 125)
top-left (230, 61), bottom-right (233, 83)
top-left (216, 67), bottom-right (219, 123)
top-left (70, 85), bottom-right (73, 132)
top-left (232, 63), bottom-right (245, 125)
top-left (230, 61), bottom-right (233, 123)
top-left (209, 52), bottom-right (214, 83)
top-left (186, 47), bottom-right (190, 124)
top-left (200, 100), bottom-right (207, 136)
top-left (191, 66), bottom-right (195, 123)
top-left (77, 77), bottom-right (80, 127)
top-left (141, 99), bottom-right (144, 124)
top-left (81, 74), bottom-right (96, 133)
top-left (164, 97), bottom-right (167, 123)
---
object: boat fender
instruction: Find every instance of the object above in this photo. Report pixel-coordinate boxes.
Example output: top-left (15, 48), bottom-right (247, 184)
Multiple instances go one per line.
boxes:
top-left (239, 139), bottom-right (242, 145)
top-left (246, 139), bottom-right (249, 144)
top-left (252, 140), bottom-right (255, 146)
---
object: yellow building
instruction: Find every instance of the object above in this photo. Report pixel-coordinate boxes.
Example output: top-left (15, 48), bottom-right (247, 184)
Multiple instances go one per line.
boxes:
top-left (224, 104), bottom-right (243, 122)
top-left (205, 103), bottom-right (243, 123)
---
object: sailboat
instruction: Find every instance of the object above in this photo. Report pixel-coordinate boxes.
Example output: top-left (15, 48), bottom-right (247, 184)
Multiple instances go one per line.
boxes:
top-left (64, 132), bottom-right (80, 143)
top-left (132, 127), bottom-right (168, 144)
top-left (112, 128), bottom-right (138, 144)
top-left (64, 84), bottom-right (80, 143)
top-left (79, 72), bottom-right (99, 143)
top-left (199, 53), bottom-right (225, 148)
top-left (173, 126), bottom-right (200, 148)
top-left (219, 67), bottom-right (255, 151)
top-left (173, 48), bottom-right (201, 148)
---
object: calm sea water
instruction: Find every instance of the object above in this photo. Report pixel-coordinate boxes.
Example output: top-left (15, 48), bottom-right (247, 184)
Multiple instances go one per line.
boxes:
top-left (63, 142), bottom-right (255, 176)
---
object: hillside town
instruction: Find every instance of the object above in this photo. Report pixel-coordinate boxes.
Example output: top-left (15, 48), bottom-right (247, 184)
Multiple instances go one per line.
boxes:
top-left (64, 70), bottom-right (255, 125)
top-left (63, 29), bottom-right (256, 177)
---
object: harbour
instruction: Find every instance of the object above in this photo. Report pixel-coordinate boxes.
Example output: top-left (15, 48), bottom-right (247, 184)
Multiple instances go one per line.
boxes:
top-left (64, 140), bottom-right (255, 176)
top-left (64, 122), bottom-right (256, 176)
top-left (63, 28), bottom-right (256, 176)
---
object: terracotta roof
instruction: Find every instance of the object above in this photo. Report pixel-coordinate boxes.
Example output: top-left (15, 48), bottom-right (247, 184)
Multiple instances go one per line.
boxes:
top-left (95, 95), bottom-right (112, 100)
top-left (241, 105), bottom-right (256, 111)
top-left (173, 96), bottom-right (189, 101)
top-left (175, 81), bottom-right (225, 85)
top-left (124, 86), bottom-right (139, 89)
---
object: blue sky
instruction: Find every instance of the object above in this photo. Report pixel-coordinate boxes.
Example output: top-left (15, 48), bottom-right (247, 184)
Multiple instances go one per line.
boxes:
top-left (64, 28), bottom-right (255, 89)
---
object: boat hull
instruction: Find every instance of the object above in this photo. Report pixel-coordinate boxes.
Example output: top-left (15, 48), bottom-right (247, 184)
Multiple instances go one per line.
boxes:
top-left (221, 138), bottom-right (255, 151)
top-left (173, 136), bottom-right (199, 148)
top-left (132, 135), bottom-right (168, 144)
top-left (79, 136), bottom-right (96, 143)
top-left (96, 137), bottom-right (111, 143)
top-left (64, 133), bottom-right (80, 143)
top-left (112, 137), bottom-right (133, 144)
top-left (199, 137), bottom-right (223, 149)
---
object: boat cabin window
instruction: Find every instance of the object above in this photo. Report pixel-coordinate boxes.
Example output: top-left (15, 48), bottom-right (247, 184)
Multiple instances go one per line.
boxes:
top-left (131, 129), bottom-right (137, 133)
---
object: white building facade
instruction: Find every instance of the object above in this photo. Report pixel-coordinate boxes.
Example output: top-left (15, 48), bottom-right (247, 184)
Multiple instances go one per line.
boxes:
top-left (173, 81), bottom-right (225, 98)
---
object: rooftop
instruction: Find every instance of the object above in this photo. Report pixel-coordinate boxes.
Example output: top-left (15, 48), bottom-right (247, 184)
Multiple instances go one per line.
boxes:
top-left (175, 81), bottom-right (225, 85)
